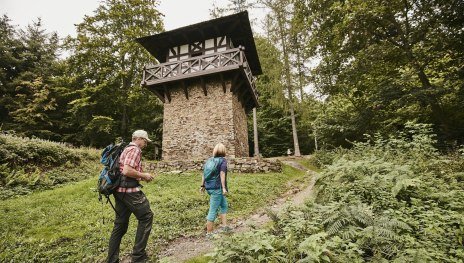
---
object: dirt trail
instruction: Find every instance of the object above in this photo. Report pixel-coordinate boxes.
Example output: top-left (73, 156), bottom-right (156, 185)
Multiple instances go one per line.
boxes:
top-left (157, 159), bottom-right (318, 263)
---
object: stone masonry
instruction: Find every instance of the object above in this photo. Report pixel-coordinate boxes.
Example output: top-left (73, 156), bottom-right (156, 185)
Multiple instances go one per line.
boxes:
top-left (145, 157), bottom-right (282, 174)
top-left (162, 77), bottom-right (249, 160)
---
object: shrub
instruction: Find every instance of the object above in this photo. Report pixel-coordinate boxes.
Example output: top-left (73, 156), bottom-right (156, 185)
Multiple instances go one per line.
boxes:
top-left (210, 123), bottom-right (464, 262)
top-left (0, 134), bottom-right (100, 198)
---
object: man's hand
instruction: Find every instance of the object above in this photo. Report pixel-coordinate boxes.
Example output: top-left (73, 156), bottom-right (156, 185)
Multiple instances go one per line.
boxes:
top-left (222, 189), bottom-right (228, 196)
top-left (200, 186), bottom-right (205, 194)
top-left (141, 172), bottom-right (154, 182)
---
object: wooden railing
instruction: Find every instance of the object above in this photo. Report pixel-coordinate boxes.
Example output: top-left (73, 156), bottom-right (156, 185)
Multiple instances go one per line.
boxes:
top-left (142, 47), bottom-right (258, 100)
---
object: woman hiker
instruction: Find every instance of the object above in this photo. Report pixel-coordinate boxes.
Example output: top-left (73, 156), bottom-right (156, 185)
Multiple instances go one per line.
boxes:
top-left (200, 143), bottom-right (231, 235)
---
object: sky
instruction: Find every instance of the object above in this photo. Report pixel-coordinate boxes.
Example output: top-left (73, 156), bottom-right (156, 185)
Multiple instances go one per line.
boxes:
top-left (1, 0), bottom-right (264, 37)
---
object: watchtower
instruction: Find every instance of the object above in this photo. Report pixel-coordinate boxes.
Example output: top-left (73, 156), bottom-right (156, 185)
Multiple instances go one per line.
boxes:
top-left (137, 11), bottom-right (261, 160)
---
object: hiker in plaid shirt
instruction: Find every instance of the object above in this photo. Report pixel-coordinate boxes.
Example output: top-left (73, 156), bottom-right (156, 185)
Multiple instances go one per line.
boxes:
top-left (107, 130), bottom-right (155, 263)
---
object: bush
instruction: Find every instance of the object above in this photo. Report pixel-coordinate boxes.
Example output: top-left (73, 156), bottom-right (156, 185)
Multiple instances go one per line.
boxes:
top-left (0, 134), bottom-right (91, 168)
top-left (0, 134), bottom-right (100, 198)
top-left (210, 123), bottom-right (464, 262)
top-left (310, 147), bottom-right (349, 168)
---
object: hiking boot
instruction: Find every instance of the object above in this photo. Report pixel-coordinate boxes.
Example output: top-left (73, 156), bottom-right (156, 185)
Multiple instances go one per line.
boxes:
top-left (205, 232), bottom-right (217, 240)
top-left (220, 226), bottom-right (233, 233)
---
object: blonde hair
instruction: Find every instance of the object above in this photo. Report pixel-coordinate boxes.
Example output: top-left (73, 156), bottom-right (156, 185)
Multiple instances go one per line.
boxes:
top-left (213, 143), bottom-right (226, 157)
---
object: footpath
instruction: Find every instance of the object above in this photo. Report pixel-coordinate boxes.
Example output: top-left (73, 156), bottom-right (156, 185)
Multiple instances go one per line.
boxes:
top-left (157, 158), bottom-right (318, 262)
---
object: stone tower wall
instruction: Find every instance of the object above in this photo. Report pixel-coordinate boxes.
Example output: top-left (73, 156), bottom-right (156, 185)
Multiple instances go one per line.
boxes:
top-left (232, 91), bottom-right (249, 157)
top-left (162, 78), bottom-right (249, 160)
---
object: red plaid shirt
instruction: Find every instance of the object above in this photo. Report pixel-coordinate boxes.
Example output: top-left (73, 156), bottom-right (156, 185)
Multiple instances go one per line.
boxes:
top-left (117, 142), bottom-right (142, 193)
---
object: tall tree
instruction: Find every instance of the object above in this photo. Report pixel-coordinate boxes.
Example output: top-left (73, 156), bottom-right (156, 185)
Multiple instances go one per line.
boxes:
top-left (261, 0), bottom-right (302, 156)
top-left (299, 0), bottom-right (464, 146)
top-left (63, 0), bottom-right (164, 147)
top-left (289, 0), bottom-right (310, 102)
top-left (249, 37), bottom-right (292, 156)
top-left (0, 17), bottom-right (63, 139)
top-left (0, 15), bottom-right (22, 129)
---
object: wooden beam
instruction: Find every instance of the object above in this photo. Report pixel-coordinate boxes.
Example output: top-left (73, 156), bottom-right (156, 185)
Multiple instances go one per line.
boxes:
top-left (230, 72), bottom-right (241, 93)
top-left (141, 66), bottom-right (146, 86)
top-left (144, 64), bottom-right (240, 87)
top-left (163, 85), bottom-right (171, 103)
top-left (220, 73), bottom-right (226, 93)
top-left (253, 107), bottom-right (260, 158)
top-left (149, 87), bottom-right (165, 103)
top-left (201, 77), bottom-right (207, 96)
top-left (182, 81), bottom-right (189, 100)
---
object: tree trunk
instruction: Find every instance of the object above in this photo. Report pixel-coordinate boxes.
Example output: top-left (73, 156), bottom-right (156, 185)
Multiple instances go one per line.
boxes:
top-left (276, 4), bottom-right (301, 157)
top-left (122, 103), bottom-right (127, 136)
top-left (121, 74), bottom-right (129, 136)
top-left (289, 100), bottom-right (301, 156)
top-left (253, 107), bottom-right (260, 158)
top-left (313, 126), bottom-right (318, 151)
top-left (295, 42), bottom-right (305, 101)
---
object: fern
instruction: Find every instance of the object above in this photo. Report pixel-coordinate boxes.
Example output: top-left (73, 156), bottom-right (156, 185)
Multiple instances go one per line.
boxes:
top-left (210, 125), bottom-right (464, 262)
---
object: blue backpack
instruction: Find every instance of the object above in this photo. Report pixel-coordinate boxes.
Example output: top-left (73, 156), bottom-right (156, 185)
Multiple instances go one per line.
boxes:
top-left (203, 157), bottom-right (223, 189)
top-left (97, 142), bottom-right (128, 197)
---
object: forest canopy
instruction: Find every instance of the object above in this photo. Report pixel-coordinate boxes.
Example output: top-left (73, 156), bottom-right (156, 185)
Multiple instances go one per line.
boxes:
top-left (1, 0), bottom-right (463, 156)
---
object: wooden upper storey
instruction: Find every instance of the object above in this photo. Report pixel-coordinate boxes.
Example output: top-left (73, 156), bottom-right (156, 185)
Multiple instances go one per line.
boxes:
top-left (167, 36), bottom-right (234, 62)
top-left (136, 11), bottom-right (261, 110)
top-left (136, 11), bottom-right (262, 75)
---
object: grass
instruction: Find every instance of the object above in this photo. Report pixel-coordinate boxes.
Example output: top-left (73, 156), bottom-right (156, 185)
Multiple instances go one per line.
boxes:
top-left (295, 157), bottom-right (322, 173)
top-left (183, 255), bottom-right (212, 263)
top-left (0, 164), bottom-right (306, 262)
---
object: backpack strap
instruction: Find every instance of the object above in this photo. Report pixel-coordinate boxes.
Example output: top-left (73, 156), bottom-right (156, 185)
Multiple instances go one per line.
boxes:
top-left (99, 192), bottom-right (120, 218)
top-left (215, 157), bottom-right (224, 176)
top-left (213, 157), bottom-right (224, 187)
top-left (106, 195), bottom-right (119, 217)
top-left (119, 144), bottom-right (141, 188)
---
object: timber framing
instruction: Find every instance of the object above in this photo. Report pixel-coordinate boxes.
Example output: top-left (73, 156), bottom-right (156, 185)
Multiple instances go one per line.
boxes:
top-left (141, 48), bottom-right (258, 109)
top-left (136, 11), bottom-right (262, 75)
top-left (137, 11), bottom-right (261, 112)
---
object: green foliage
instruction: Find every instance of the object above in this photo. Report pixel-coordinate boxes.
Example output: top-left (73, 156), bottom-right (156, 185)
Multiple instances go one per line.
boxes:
top-left (184, 255), bottom-right (212, 263)
top-left (310, 147), bottom-right (349, 169)
top-left (0, 135), bottom-right (84, 167)
top-left (0, 134), bottom-right (99, 198)
top-left (62, 0), bottom-right (165, 147)
top-left (297, 0), bottom-right (464, 147)
top-left (209, 124), bottom-right (464, 262)
top-left (84, 116), bottom-right (116, 147)
top-left (249, 37), bottom-right (313, 157)
top-left (0, 16), bottom-right (64, 140)
top-left (0, 2), bottom-right (165, 148)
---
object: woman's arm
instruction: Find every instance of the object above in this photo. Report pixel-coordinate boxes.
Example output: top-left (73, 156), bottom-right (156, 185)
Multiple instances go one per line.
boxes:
top-left (200, 174), bottom-right (205, 193)
top-left (220, 171), bottom-right (227, 194)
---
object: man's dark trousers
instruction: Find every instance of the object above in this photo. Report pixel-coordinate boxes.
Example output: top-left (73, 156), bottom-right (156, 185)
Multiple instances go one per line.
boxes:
top-left (107, 191), bottom-right (153, 263)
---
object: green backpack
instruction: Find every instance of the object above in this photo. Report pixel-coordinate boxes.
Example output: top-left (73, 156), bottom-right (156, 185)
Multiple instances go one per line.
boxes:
top-left (203, 157), bottom-right (223, 189)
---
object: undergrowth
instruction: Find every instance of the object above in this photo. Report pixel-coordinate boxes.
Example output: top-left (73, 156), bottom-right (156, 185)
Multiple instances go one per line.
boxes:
top-left (0, 134), bottom-right (99, 199)
top-left (209, 123), bottom-right (464, 262)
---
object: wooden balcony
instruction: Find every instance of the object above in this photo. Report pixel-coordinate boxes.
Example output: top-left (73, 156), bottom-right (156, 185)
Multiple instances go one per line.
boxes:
top-left (141, 47), bottom-right (258, 108)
